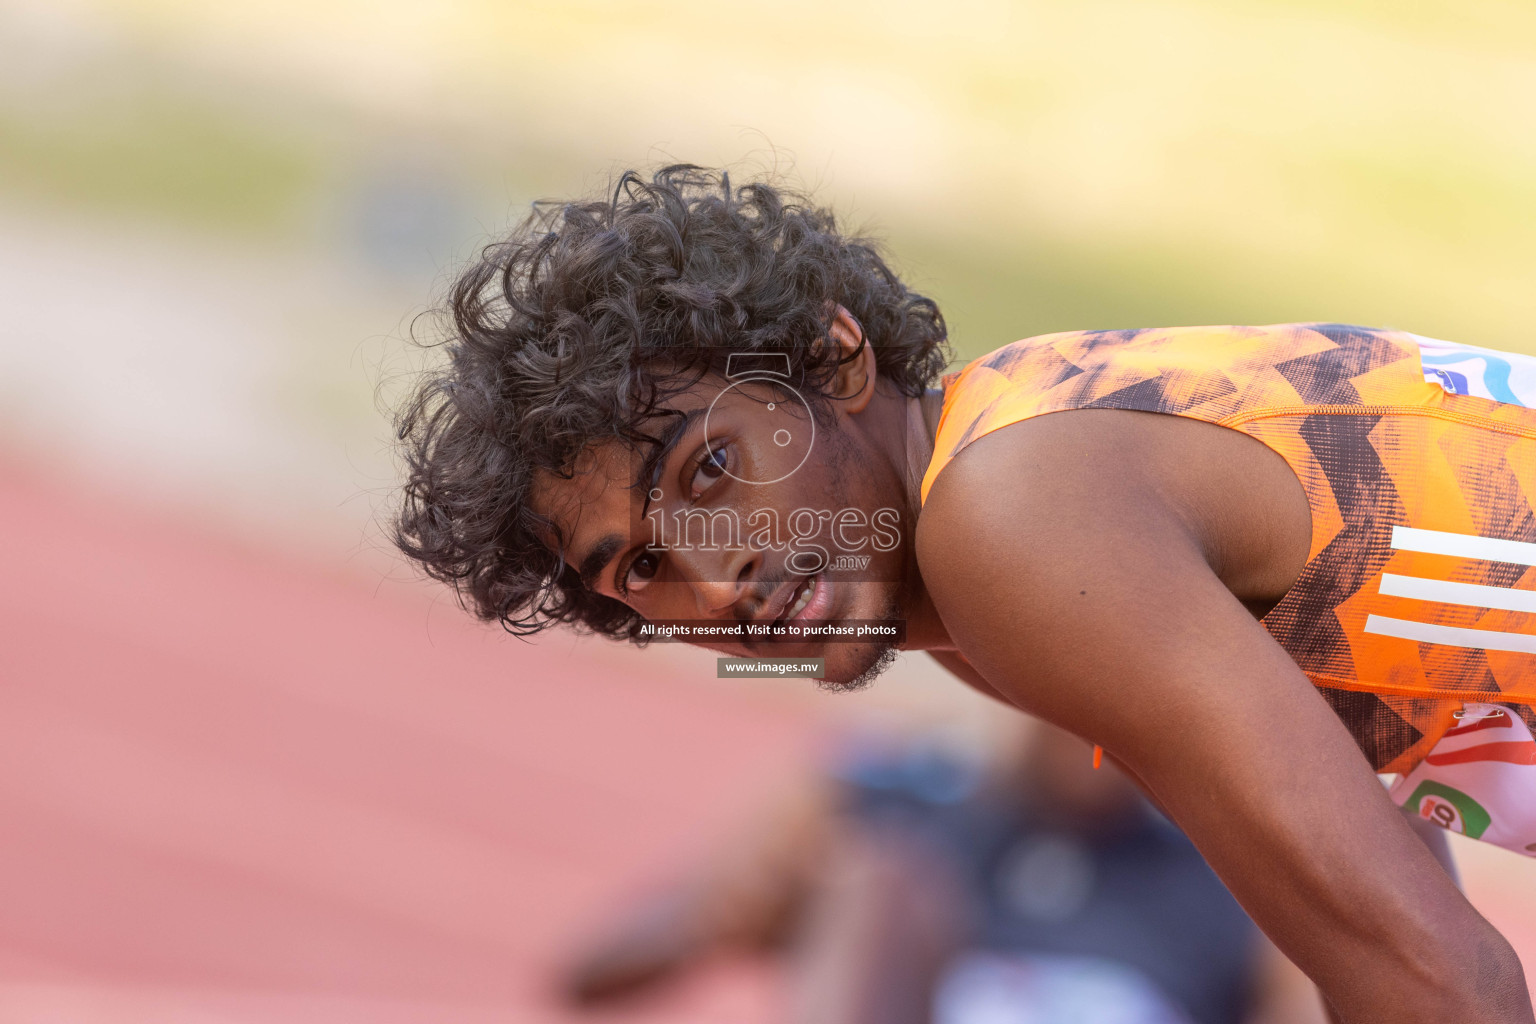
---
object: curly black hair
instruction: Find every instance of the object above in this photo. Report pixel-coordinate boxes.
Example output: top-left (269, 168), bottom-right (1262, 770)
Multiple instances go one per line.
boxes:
top-left (394, 164), bottom-right (950, 639)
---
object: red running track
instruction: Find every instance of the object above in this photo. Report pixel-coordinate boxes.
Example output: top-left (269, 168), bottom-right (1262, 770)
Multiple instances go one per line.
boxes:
top-left (0, 462), bottom-right (815, 1023)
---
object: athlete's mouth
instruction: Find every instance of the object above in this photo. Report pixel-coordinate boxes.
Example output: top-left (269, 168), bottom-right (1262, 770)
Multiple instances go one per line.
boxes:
top-left (771, 573), bottom-right (831, 628)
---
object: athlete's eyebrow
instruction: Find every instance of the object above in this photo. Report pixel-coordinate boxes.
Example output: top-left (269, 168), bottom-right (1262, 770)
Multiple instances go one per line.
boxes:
top-left (639, 407), bottom-right (707, 516)
top-left (578, 533), bottom-right (626, 592)
top-left (575, 407), bottom-right (707, 589)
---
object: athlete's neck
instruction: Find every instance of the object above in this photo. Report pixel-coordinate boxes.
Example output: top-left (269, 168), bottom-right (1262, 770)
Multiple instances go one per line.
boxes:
top-left (896, 387), bottom-right (954, 651)
top-left (903, 387), bottom-right (946, 511)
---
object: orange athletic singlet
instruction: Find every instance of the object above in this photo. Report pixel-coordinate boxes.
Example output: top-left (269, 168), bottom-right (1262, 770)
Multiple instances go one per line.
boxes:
top-left (922, 324), bottom-right (1536, 853)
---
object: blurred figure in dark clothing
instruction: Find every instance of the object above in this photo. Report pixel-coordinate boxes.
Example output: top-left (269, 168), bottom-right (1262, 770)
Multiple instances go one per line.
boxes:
top-left (562, 721), bottom-right (1323, 1024)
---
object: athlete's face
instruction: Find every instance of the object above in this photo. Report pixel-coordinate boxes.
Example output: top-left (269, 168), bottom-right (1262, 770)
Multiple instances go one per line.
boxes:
top-left (533, 361), bottom-right (913, 688)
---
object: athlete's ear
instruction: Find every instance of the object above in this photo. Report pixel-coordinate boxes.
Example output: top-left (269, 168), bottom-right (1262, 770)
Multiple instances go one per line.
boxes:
top-left (825, 304), bottom-right (877, 413)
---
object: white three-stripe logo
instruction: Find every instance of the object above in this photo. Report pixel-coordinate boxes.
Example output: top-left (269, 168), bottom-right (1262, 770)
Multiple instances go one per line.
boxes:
top-left (1366, 527), bottom-right (1536, 652)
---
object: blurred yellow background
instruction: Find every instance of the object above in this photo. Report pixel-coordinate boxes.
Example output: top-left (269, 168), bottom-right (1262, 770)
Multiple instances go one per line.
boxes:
top-left (1, 1), bottom-right (1534, 1020)
top-left (5, 0), bottom-right (1536, 550)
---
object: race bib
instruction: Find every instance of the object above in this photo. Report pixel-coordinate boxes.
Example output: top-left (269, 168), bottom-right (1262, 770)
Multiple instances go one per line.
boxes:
top-left (1390, 704), bottom-right (1536, 856)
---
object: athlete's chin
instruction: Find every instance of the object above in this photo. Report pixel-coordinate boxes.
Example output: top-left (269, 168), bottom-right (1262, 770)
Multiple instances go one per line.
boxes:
top-left (817, 641), bottom-right (900, 693)
top-left (810, 577), bottom-right (904, 691)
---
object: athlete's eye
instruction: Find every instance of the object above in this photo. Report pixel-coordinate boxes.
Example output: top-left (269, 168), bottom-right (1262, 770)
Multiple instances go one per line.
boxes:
top-left (691, 444), bottom-right (730, 497)
top-left (622, 547), bottom-right (663, 593)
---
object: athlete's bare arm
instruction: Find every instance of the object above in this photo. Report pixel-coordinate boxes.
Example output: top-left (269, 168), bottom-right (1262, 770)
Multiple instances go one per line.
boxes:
top-left (916, 409), bottom-right (1532, 1024)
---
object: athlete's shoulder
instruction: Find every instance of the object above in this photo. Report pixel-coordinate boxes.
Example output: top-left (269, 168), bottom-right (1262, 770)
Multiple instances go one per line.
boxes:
top-left (958, 322), bottom-right (1414, 384)
top-left (920, 323), bottom-right (1422, 504)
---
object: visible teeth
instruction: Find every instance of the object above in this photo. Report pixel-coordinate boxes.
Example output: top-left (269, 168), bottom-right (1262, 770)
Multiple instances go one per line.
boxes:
top-left (788, 578), bottom-right (815, 619)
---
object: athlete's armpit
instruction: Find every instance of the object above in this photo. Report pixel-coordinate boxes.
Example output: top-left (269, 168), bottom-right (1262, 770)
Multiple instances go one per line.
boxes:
top-left (915, 421), bottom-right (1532, 1024)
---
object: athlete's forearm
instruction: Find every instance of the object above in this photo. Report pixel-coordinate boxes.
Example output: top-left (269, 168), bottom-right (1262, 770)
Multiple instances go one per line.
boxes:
top-left (1322, 921), bottom-right (1530, 1024)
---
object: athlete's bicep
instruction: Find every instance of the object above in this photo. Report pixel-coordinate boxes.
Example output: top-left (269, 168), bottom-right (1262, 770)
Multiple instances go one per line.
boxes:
top-left (917, 433), bottom-right (1526, 1023)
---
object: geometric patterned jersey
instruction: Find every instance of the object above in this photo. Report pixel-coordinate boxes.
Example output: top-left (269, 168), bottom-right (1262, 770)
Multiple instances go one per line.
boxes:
top-left (921, 323), bottom-right (1536, 774)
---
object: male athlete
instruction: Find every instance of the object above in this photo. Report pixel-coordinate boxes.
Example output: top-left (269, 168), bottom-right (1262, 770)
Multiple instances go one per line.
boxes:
top-left (395, 165), bottom-right (1536, 1023)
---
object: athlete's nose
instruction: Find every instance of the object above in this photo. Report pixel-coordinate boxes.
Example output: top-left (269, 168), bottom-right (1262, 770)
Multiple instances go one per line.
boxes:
top-left (670, 545), bottom-right (759, 616)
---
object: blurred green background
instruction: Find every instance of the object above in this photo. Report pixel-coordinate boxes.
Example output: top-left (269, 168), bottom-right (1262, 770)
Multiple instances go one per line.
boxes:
top-left (3, 0), bottom-right (1534, 557)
